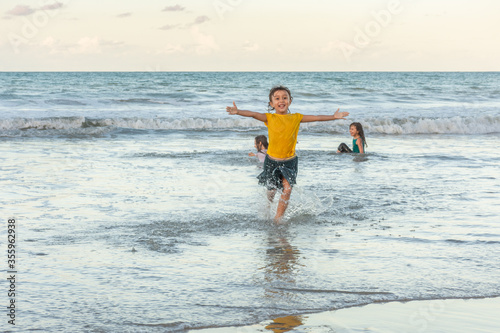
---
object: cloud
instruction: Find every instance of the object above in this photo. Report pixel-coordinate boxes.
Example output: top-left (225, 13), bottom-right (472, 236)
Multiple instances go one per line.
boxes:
top-left (99, 40), bottom-right (125, 47)
top-left (156, 43), bottom-right (185, 55)
top-left (6, 5), bottom-right (36, 16)
top-left (68, 37), bottom-right (101, 54)
top-left (191, 26), bottom-right (219, 55)
top-left (40, 2), bottom-right (64, 11)
top-left (37, 36), bottom-right (125, 55)
top-left (41, 36), bottom-right (58, 47)
top-left (184, 16), bottom-right (210, 28)
top-left (117, 12), bottom-right (132, 18)
top-left (160, 16), bottom-right (210, 31)
top-left (193, 16), bottom-right (210, 25)
top-left (5, 3), bottom-right (64, 17)
top-left (243, 41), bottom-right (260, 52)
top-left (69, 37), bottom-right (127, 54)
top-left (159, 24), bottom-right (179, 30)
top-left (37, 37), bottom-right (69, 54)
top-left (162, 5), bottom-right (185, 12)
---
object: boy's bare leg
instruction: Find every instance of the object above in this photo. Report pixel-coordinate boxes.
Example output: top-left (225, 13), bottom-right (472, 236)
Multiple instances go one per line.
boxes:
top-left (274, 177), bottom-right (292, 222)
top-left (264, 189), bottom-right (277, 220)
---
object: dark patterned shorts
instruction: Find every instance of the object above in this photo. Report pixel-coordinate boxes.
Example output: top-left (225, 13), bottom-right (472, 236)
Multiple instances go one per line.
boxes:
top-left (257, 155), bottom-right (298, 191)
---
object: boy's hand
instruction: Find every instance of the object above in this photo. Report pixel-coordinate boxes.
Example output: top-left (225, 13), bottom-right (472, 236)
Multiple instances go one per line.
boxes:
top-left (333, 108), bottom-right (349, 120)
top-left (226, 102), bottom-right (239, 115)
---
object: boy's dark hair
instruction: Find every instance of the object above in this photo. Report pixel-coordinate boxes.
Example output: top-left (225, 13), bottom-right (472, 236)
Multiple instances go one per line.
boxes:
top-left (267, 85), bottom-right (293, 111)
top-left (350, 122), bottom-right (367, 148)
top-left (255, 135), bottom-right (268, 150)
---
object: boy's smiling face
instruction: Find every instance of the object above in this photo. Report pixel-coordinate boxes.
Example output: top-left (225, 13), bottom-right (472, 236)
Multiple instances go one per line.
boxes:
top-left (269, 90), bottom-right (291, 114)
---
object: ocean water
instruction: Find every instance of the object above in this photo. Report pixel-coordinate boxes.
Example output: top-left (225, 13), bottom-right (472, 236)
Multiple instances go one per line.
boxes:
top-left (1, 72), bottom-right (499, 332)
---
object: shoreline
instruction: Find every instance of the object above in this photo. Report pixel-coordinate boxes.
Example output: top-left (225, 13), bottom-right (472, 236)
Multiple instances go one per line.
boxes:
top-left (192, 297), bottom-right (500, 332)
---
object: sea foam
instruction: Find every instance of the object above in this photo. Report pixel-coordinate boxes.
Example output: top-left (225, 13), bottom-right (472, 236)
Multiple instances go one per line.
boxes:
top-left (1, 115), bottom-right (499, 135)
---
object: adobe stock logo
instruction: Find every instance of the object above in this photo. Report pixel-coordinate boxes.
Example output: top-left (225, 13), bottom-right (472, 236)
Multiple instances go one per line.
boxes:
top-left (338, 0), bottom-right (403, 62)
top-left (7, 1), bottom-right (69, 54)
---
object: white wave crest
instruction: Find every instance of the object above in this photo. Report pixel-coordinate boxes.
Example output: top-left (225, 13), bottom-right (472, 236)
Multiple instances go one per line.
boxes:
top-left (364, 115), bottom-right (500, 134)
top-left (1, 115), bottom-right (499, 134)
top-left (0, 117), bottom-right (86, 130)
top-left (88, 117), bottom-right (262, 130)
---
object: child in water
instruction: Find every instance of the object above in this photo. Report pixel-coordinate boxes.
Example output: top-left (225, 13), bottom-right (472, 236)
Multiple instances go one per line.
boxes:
top-left (337, 122), bottom-right (367, 154)
top-left (249, 135), bottom-right (268, 163)
top-left (227, 85), bottom-right (349, 222)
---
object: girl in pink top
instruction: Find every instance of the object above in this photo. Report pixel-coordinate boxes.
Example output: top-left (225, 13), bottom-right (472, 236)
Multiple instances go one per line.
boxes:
top-left (249, 135), bottom-right (268, 163)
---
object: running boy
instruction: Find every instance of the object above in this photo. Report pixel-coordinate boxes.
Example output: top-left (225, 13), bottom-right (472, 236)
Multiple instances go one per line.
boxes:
top-left (227, 85), bottom-right (349, 222)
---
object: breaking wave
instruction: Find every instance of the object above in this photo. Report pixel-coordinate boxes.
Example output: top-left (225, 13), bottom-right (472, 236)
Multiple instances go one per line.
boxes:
top-left (1, 115), bottom-right (499, 136)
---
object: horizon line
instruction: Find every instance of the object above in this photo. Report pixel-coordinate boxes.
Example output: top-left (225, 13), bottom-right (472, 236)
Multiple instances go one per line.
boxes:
top-left (1, 70), bottom-right (499, 73)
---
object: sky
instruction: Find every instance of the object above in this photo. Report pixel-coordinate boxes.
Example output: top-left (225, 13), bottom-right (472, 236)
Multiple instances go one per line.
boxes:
top-left (1, 0), bottom-right (499, 71)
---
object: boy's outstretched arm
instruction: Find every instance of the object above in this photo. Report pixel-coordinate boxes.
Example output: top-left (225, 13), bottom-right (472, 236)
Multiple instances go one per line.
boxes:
top-left (301, 109), bottom-right (349, 123)
top-left (226, 102), bottom-right (267, 122)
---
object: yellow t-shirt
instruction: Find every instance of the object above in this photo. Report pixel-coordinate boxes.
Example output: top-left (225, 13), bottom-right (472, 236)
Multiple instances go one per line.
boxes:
top-left (265, 113), bottom-right (304, 159)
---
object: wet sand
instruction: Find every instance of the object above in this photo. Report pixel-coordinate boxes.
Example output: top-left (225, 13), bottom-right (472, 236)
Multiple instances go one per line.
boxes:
top-left (194, 297), bottom-right (500, 332)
